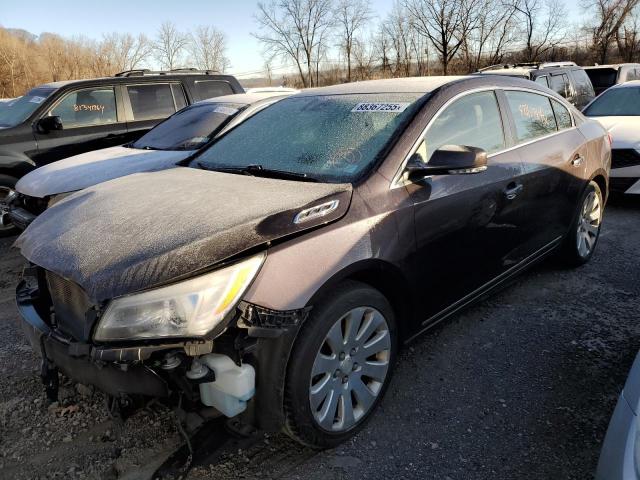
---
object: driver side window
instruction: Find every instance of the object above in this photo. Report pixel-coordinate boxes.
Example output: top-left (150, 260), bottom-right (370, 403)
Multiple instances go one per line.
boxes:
top-left (416, 91), bottom-right (505, 163)
top-left (49, 87), bottom-right (118, 128)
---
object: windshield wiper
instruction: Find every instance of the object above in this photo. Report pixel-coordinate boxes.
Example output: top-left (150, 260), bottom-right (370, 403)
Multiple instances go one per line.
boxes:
top-left (196, 163), bottom-right (318, 182)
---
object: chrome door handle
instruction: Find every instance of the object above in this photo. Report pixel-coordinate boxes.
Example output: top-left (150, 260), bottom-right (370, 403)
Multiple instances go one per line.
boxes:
top-left (571, 155), bottom-right (584, 167)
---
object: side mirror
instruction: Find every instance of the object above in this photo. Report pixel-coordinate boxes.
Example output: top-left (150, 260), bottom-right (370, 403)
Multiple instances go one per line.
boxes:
top-left (37, 115), bottom-right (63, 133)
top-left (406, 145), bottom-right (487, 180)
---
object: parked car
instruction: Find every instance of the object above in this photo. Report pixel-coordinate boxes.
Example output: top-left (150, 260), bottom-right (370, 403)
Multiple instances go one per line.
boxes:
top-left (477, 61), bottom-right (596, 109)
top-left (6, 91), bottom-right (296, 231)
top-left (584, 63), bottom-right (640, 95)
top-left (0, 69), bottom-right (243, 235)
top-left (595, 351), bottom-right (640, 479)
top-left (15, 76), bottom-right (609, 449)
top-left (583, 81), bottom-right (640, 194)
top-left (246, 87), bottom-right (299, 94)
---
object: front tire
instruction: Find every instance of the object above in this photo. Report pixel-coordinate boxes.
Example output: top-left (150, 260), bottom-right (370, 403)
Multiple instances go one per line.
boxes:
top-left (0, 174), bottom-right (19, 237)
top-left (283, 281), bottom-right (398, 448)
top-left (561, 180), bottom-right (603, 267)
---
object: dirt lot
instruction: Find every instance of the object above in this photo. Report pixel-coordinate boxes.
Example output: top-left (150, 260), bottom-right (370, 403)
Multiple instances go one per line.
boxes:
top-left (0, 197), bottom-right (638, 480)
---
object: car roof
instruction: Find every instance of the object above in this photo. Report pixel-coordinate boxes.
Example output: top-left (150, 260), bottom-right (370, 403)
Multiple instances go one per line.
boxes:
top-left (296, 76), bottom-right (469, 96)
top-left (197, 91), bottom-right (297, 106)
top-left (608, 80), bottom-right (640, 88)
top-left (35, 74), bottom-right (240, 91)
top-left (584, 64), bottom-right (640, 70)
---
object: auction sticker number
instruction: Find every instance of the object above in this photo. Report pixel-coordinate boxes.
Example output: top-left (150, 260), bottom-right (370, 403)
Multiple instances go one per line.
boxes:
top-left (351, 102), bottom-right (410, 113)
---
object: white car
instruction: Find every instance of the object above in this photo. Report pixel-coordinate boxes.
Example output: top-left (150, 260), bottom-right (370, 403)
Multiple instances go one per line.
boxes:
top-left (8, 91), bottom-right (296, 229)
top-left (583, 81), bottom-right (640, 194)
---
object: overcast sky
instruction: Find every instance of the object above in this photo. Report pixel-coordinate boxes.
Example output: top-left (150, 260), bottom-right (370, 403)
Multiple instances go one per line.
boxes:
top-left (1, 0), bottom-right (585, 79)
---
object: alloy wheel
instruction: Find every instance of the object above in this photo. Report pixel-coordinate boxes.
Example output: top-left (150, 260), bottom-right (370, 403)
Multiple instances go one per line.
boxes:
top-left (309, 306), bottom-right (391, 432)
top-left (576, 189), bottom-right (602, 258)
top-left (0, 186), bottom-right (16, 231)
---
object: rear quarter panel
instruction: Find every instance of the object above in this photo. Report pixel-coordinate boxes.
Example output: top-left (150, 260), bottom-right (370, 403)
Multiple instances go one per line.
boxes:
top-left (578, 117), bottom-right (611, 191)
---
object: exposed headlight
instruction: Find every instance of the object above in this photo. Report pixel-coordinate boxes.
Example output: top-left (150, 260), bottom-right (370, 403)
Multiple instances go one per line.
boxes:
top-left (94, 253), bottom-right (265, 341)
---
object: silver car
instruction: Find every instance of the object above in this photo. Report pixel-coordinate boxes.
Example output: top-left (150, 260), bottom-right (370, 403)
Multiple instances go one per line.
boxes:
top-left (596, 352), bottom-right (640, 479)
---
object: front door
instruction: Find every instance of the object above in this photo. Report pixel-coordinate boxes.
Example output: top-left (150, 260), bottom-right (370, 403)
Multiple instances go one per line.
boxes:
top-left (404, 90), bottom-right (529, 323)
top-left (32, 86), bottom-right (128, 166)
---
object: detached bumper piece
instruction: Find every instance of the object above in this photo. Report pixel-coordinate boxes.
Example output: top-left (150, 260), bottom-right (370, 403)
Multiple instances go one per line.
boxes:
top-left (237, 301), bottom-right (311, 338)
top-left (17, 280), bottom-right (169, 398)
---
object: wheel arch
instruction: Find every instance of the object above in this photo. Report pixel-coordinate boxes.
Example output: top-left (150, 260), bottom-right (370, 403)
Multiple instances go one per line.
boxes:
top-left (0, 156), bottom-right (36, 180)
top-left (589, 170), bottom-right (609, 203)
top-left (306, 258), bottom-right (416, 341)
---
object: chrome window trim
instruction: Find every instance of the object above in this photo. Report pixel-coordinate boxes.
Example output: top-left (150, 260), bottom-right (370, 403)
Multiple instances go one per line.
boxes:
top-left (391, 85), bottom-right (576, 189)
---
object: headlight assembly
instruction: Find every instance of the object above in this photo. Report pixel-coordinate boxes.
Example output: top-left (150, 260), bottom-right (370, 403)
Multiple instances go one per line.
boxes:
top-left (94, 253), bottom-right (265, 341)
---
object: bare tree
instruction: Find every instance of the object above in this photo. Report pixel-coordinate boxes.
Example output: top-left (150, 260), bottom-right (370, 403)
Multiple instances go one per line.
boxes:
top-left (461, 0), bottom-right (520, 71)
top-left (154, 21), bottom-right (188, 70)
top-left (335, 0), bottom-right (373, 81)
top-left (383, 2), bottom-right (414, 76)
top-left (617, 9), bottom-right (640, 61)
top-left (514, 0), bottom-right (568, 61)
top-left (254, 0), bottom-right (334, 87)
top-left (405, 0), bottom-right (467, 75)
top-left (190, 26), bottom-right (229, 72)
top-left (587, 0), bottom-right (640, 63)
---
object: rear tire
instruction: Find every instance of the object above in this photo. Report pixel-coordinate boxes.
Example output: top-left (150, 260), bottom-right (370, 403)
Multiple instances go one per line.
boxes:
top-left (283, 281), bottom-right (398, 449)
top-left (0, 174), bottom-right (19, 237)
top-left (560, 180), bottom-right (603, 267)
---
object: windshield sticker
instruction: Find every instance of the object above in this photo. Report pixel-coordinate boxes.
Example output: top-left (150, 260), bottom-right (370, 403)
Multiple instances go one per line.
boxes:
top-left (351, 102), bottom-right (410, 113)
top-left (29, 96), bottom-right (46, 104)
top-left (213, 106), bottom-right (239, 116)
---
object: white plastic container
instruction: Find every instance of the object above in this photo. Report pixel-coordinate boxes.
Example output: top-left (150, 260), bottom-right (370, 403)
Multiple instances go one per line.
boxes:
top-left (195, 353), bottom-right (255, 417)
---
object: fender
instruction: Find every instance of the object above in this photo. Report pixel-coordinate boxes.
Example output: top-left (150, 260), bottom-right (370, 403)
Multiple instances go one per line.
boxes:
top-left (0, 156), bottom-right (36, 179)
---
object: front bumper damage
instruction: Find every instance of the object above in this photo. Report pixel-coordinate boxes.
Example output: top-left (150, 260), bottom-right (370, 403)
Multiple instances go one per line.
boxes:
top-left (16, 268), bottom-right (310, 430)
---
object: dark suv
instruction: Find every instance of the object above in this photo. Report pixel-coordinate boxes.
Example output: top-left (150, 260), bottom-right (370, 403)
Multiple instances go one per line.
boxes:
top-left (477, 62), bottom-right (596, 110)
top-left (0, 69), bottom-right (243, 234)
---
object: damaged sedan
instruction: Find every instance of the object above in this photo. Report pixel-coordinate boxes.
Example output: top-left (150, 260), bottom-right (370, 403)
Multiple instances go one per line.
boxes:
top-left (15, 76), bottom-right (610, 448)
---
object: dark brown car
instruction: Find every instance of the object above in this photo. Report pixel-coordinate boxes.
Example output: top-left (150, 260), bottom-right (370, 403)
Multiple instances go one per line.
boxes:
top-left (15, 75), bottom-right (610, 449)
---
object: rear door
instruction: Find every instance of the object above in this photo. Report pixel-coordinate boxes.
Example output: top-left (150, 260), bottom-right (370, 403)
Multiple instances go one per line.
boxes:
top-left (502, 89), bottom-right (586, 253)
top-left (32, 85), bottom-right (128, 166)
top-left (403, 90), bottom-right (529, 321)
top-left (122, 82), bottom-right (187, 143)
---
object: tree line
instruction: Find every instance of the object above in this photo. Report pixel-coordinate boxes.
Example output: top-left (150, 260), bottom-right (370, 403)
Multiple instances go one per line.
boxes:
top-left (255, 0), bottom-right (640, 87)
top-left (0, 22), bottom-right (228, 98)
top-left (2, 0), bottom-right (640, 97)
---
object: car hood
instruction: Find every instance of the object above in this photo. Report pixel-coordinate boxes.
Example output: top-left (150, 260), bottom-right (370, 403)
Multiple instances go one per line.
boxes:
top-left (16, 146), bottom-right (193, 198)
top-left (15, 168), bottom-right (352, 303)
top-left (590, 116), bottom-right (640, 149)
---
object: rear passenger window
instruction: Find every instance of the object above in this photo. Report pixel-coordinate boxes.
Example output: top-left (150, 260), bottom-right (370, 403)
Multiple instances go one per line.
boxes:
top-left (571, 69), bottom-right (595, 97)
top-left (535, 76), bottom-right (549, 88)
top-left (418, 91), bottom-right (505, 162)
top-left (194, 81), bottom-right (233, 100)
top-left (549, 74), bottom-right (571, 98)
top-left (504, 91), bottom-right (557, 142)
top-left (551, 100), bottom-right (572, 129)
top-left (172, 84), bottom-right (187, 110)
top-left (126, 84), bottom-right (176, 121)
top-left (50, 87), bottom-right (118, 128)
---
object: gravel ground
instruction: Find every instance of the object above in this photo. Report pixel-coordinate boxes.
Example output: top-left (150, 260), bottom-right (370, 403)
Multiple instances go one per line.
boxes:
top-left (0, 197), bottom-right (638, 480)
